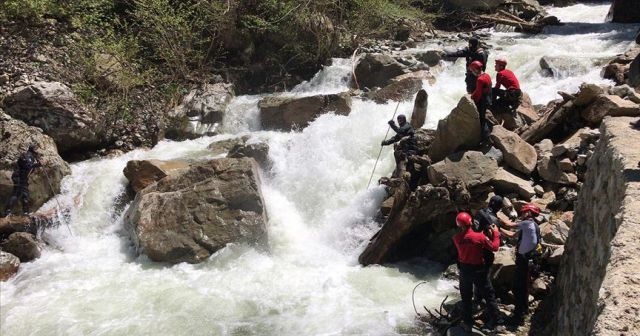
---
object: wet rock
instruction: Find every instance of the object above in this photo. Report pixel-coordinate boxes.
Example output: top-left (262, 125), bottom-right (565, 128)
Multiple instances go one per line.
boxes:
top-left (373, 77), bottom-right (423, 103)
top-left (0, 110), bottom-right (71, 216)
top-left (3, 81), bottom-right (102, 153)
top-left (410, 89), bottom-right (428, 129)
top-left (492, 168), bottom-right (536, 200)
top-left (443, 263), bottom-right (459, 280)
top-left (125, 158), bottom-right (268, 264)
top-left (581, 94), bottom-right (640, 124)
top-left (428, 151), bottom-right (499, 188)
top-left (0, 215), bottom-right (36, 237)
top-left (353, 53), bottom-right (409, 89)
top-left (428, 96), bottom-right (481, 162)
top-left (259, 92), bottom-right (351, 131)
top-left (490, 125), bottom-right (537, 175)
top-left (123, 159), bottom-right (189, 193)
top-left (207, 136), bottom-right (250, 156)
top-left (0, 251), bottom-right (20, 281)
top-left (540, 56), bottom-right (585, 78)
top-left (414, 50), bottom-right (444, 67)
top-left (0, 232), bottom-right (40, 262)
top-left (167, 83), bottom-right (234, 139)
top-left (227, 141), bottom-right (270, 167)
top-left (607, 0), bottom-right (640, 23)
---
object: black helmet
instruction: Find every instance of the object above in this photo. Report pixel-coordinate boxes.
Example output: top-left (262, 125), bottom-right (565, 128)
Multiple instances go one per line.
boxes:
top-left (488, 195), bottom-right (503, 212)
top-left (469, 37), bottom-right (479, 50)
top-left (397, 114), bottom-right (406, 122)
top-left (28, 144), bottom-right (37, 152)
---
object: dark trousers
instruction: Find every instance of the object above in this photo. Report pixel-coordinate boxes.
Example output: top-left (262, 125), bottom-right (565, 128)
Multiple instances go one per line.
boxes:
top-left (459, 263), bottom-right (499, 327)
top-left (465, 72), bottom-right (477, 93)
top-left (514, 253), bottom-right (530, 317)
top-left (4, 183), bottom-right (30, 216)
top-left (492, 88), bottom-right (522, 112)
top-left (477, 96), bottom-right (491, 140)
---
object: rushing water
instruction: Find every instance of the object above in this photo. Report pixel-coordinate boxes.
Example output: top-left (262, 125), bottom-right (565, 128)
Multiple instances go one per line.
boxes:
top-left (1, 3), bottom-right (638, 336)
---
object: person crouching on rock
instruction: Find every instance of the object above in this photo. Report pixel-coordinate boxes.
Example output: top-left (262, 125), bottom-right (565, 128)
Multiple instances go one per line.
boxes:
top-left (469, 61), bottom-right (492, 140)
top-left (498, 203), bottom-right (542, 325)
top-left (492, 56), bottom-right (522, 114)
top-left (3, 144), bottom-right (42, 217)
top-left (453, 211), bottom-right (501, 332)
top-left (381, 114), bottom-right (418, 178)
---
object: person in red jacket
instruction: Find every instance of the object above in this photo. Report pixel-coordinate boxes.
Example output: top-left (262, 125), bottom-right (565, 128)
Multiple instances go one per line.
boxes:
top-left (453, 211), bottom-right (501, 332)
top-left (492, 56), bottom-right (522, 113)
top-left (469, 61), bottom-right (492, 140)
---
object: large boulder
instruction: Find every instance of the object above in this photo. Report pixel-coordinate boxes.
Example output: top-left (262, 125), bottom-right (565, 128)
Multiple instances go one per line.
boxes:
top-left (353, 54), bottom-right (409, 89)
top-left (123, 159), bottom-right (190, 193)
top-left (2, 81), bottom-right (102, 153)
top-left (207, 136), bottom-right (250, 156)
top-left (428, 151), bottom-right (499, 188)
top-left (166, 83), bottom-right (234, 139)
top-left (259, 92), bottom-right (351, 131)
top-left (540, 56), bottom-right (586, 78)
top-left (490, 247), bottom-right (516, 293)
top-left (415, 50), bottom-right (444, 67)
top-left (428, 96), bottom-right (481, 162)
top-left (125, 158), bottom-right (268, 264)
top-left (0, 111), bottom-right (71, 215)
top-left (574, 83), bottom-right (605, 107)
top-left (0, 232), bottom-right (40, 262)
top-left (492, 168), bottom-right (536, 200)
top-left (227, 141), bottom-right (270, 167)
top-left (411, 89), bottom-right (429, 129)
top-left (490, 125), bottom-right (538, 175)
top-left (537, 153), bottom-right (578, 185)
top-left (373, 77), bottom-right (423, 104)
top-left (0, 251), bottom-right (20, 281)
top-left (607, 0), bottom-right (640, 23)
top-left (492, 93), bottom-right (538, 131)
top-left (540, 220), bottom-right (570, 245)
top-left (581, 94), bottom-right (640, 125)
top-left (629, 54), bottom-right (640, 88)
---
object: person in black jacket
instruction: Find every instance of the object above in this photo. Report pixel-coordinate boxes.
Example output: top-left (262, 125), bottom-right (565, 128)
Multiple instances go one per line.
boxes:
top-left (381, 114), bottom-right (419, 180)
top-left (3, 144), bottom-right (42, 216)
top-left (473, 195), bottom-right (504, 306)
top-left (445, 37), bottom-right (489, 93)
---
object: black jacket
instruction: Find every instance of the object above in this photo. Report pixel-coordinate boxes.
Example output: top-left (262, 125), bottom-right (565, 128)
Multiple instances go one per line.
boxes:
top-left (447, 47), bottom-right (489, 72)
top-left (13, 151), bottom-right (41, 185)
top-left (383, 122), bottom-right (417, 151)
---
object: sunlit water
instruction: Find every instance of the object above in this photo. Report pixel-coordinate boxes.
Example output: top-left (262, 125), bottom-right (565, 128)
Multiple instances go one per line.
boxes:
top-left (1, 3), bottom-right (638, 335)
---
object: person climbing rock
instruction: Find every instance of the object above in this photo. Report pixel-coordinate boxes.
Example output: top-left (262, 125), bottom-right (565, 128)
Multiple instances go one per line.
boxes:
top-left (469, 61), bottom-right (493, 140)
top-left (445, 37), bottom-right (489, 93)
top-left (381, 114), bottom-right (418, 179)
top-left (453, 212), bottom-right (501, 332)
top-left (473, 195), bottom-right (504, 305)
top-left (498, 203), bottom-right (542, 326)
top-left (492, 56), bottom-right (522, 113)
top-left (3, 144), bottom-right (42, 217)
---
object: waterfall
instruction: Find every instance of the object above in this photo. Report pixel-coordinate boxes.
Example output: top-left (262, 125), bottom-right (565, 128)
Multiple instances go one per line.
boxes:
top-left (1, 3), bottom-right (637, 335)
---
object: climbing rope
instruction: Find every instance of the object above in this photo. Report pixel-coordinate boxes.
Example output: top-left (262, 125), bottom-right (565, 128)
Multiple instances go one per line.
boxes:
top-left (367, 101), bottom-right (401, 189)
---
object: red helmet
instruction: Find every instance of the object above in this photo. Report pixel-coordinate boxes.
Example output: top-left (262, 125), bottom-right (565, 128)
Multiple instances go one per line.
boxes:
top-left (469, 61), bottom-right (483, 71)
top-left (456, 212), bottom-right (473, 228)
top-left (520, 203), bottom-right (541, 216)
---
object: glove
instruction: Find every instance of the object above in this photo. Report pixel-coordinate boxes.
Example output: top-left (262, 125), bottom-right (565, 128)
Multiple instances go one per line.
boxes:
top-left (387, 120), bottom-right (395, 126)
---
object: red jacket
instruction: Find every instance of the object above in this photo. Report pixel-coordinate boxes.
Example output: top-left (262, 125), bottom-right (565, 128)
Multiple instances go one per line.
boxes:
top-left (471, 73), bottom-right (492, 104)
top-left (495, 69), bottom-right (520, 90)
top-left (453, 228), bottom-right (500, 265)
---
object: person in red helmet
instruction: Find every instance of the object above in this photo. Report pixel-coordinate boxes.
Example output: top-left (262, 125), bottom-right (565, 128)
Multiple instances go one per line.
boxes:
top-left (453, 211), bottom-right (501, 332)
top-left (469, 61), bottom-right (493, 140)
top-left (499, 203), bottom-right (542, 325)
top-left (492, 56), bottom-right (522, 113)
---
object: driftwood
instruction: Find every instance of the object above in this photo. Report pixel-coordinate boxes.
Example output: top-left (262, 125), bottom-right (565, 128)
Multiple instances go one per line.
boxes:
top-left (471, 14), bottom-right (544, 33)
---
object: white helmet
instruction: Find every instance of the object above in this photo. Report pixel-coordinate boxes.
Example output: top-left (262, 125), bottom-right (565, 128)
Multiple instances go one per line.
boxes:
top-left (495, 56), bottom-right (508, 65)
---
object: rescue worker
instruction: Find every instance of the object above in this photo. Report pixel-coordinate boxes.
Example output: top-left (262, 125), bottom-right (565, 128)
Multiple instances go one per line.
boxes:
top-left (445, 37), bottom-right (489, 93)
top-left (453, 212), bottom-right (501, 332)
top-left (381, 114), bottom-right (418, 178)
top-left (3, 144), bottom-right (42, 217)
top-left (473, 195), bottom-right (504, 303)
top-left (492, 56), bottom-right (522, 113)
top-left (469, 61), bottom-right (492, 140)
top-left (498, 203), bottom-right (542, 325)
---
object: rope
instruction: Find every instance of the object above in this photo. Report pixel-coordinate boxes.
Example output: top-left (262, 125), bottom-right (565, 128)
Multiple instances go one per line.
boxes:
top-left (366, 101), bottom-right (401, 189)
top-left (412, 281), bottom-right (430, 316)
top-left (41, 170), bottom-right (73, 236)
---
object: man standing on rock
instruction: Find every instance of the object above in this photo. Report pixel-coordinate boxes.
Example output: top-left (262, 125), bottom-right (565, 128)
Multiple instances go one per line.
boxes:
top-left (445, 37), bottom-right (489, 93)
top-left (492, 56), bottom-right (522, 113)
top-left (498, 203), bottom-right (542, 325)
top-left (473, 195), bottom-right (504, 303)
top-left (453, 211), bottom-right (501, 332)
top-left (3, 144), bottom-right (42, 217)
top-left (381, 114), bottom-right (418, 178)
top-left (469, 61), bottom-right (493, 140)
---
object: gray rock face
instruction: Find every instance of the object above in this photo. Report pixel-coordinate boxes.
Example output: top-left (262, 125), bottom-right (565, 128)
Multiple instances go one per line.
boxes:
top-left (0, 111), bottom-right (71, 215)
top-left (2, 81), bottom-right (102, 153)
top-left (125, 158), bottom-right (268, 264)
top-left (227, 141), bottom-right (270, 168)
top-left (429, 96), bottom-right (481, 163)
top-left (428, 151), bottom-right (499, 188)
top-left (123, 160), bottom-right (190, 193)
top-left (353, 54), bottom-right (408, 89)
top-left (492, 168), bottom-right (536, 200)
top-left (537, 154), bottom-right (578, 185)
top-left (490, 125), bottom-right (538, 175)
top-left (0, 251), bottom-right (20, 281)
top-left (0, 232), bottom-right (40, 262)
top-left (607, 0), bottom-right (640, 23)
top-left (546, 117), bottom-right (640, 335)
top-left (259, 92), bottom-right (351, 131)
top-left (581, 94), bottom-right (640, 124)
top-left (167, 83), bottom-right (235, 139)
